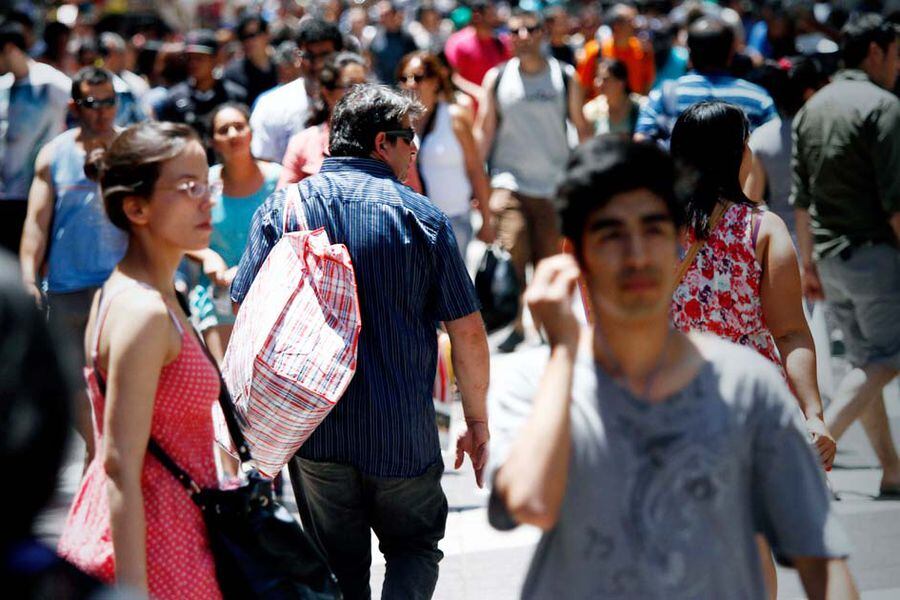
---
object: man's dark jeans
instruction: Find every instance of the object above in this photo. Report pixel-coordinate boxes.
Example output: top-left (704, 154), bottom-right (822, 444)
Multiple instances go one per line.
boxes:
top-left (288, 458), bottom-right (448, 600)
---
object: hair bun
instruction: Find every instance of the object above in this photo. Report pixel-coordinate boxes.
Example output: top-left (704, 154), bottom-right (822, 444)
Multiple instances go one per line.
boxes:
top-left (83, 145), bottom-right (108, 182)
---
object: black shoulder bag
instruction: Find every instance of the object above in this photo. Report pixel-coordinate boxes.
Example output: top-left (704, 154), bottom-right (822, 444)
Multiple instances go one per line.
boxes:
top-left (146, 339), bottom-right (342, 599)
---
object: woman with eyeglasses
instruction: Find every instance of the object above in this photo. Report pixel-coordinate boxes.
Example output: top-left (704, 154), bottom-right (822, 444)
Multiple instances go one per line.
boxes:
top-left (278, 52), bottom-right (368, 187)
top-left (397, 50), bottom-right (494, 256)
top-left (57, 121), bottom-right (222, 598)
top-left (188, 102), bottom-right (281, 362)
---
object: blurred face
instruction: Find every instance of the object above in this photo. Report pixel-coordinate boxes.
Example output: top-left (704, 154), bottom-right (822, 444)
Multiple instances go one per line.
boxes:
top-left (612, 10), bottom-right (636, 39)
top-left (212, 107), bottom-right (251, 161)
top-left (871, 39), bottom-right (899, 91)
top-left (74, 81), bottom-right (117, 135)
top-left (399, 57), bottom-right (439, 106)
top-left (596, 63), bottom-right (625, 98)
top-left (241, 25), bottom-right (270, 58)
top-left (578, 189), bottom-right (679, 322)
top-left (300, 40), bottom-right (337, 77)
top-left (186, 51), bottom-right (216, 81)
top-left (136, 140), bottom-right (214, 251)
top-left (509, 16), bottom-right (544, 57)
top-left (322, 62), bottom-right (367, 109)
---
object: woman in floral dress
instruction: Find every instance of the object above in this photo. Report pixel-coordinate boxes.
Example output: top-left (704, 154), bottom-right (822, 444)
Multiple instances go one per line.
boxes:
top-left (668, 102), bottom-right (836, 599)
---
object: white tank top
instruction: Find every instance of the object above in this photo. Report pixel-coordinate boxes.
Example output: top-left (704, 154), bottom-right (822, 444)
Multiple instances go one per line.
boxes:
top-left (418, 102), bottom-right (472, 217)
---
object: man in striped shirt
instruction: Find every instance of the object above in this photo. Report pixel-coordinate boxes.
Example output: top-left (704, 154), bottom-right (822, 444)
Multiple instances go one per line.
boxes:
top-left (634, 16), bottom-right (777, 143)
top-left (232, 84), bottom-right (490, 599)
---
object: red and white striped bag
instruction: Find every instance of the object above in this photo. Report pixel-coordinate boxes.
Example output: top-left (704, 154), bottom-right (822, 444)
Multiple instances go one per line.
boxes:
top-left (215, 185), bottom-right (361, 478)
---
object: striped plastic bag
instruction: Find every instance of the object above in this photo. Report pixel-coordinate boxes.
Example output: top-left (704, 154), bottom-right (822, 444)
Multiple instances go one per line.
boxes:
top-left (215, 186), bottom-right (361, 478)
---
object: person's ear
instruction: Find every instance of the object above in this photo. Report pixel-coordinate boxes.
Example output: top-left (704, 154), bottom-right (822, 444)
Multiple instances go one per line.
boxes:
top-left (122, 195), bottom-right (151, 228)
top-left (373, 131), bottom-right (389, 155)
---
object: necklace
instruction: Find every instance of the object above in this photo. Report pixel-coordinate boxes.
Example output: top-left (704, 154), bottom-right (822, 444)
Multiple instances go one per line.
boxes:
top-left (594, 327), bottom-right (674, 400)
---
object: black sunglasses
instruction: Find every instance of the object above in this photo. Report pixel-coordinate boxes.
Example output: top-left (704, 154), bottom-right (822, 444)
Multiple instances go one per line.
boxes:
top-left (513, 24), bottom-right (543, 35)
top-left (76, 96), bottom-right (117, 109)
top-left (383, 128), bottom-right (416, 143)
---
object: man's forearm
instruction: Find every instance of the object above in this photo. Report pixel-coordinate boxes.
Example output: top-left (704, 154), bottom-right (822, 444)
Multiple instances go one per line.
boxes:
top-left (494, 342), bottom-right (576, 530)
top-left (794, 208), bottom-right (815, 267)
top-left (890, 212), bottom-right (900, 243)
top-left (448, 318), bottom-right (490, 422)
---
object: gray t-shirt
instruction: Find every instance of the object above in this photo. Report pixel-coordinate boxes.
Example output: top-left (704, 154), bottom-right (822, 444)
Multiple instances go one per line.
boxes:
top-left (748, 116), bottom-right (795, 234)
top-left (488, 336), bottom-right (849, 599)
top-left (490, 57), bottom-right (571, 199)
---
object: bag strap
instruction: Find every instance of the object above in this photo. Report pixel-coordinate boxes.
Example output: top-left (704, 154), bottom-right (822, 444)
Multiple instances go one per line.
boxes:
top-left (283, 183), bottom-right (309, 233)
top-left (672, 202), bottom-right (728, 295)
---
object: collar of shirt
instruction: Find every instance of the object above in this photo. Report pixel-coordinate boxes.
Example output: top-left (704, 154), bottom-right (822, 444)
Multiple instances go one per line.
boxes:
top-left (319, 156), bottom-right (398, 181)
top-left (833, 69), bottom-right (871, 83)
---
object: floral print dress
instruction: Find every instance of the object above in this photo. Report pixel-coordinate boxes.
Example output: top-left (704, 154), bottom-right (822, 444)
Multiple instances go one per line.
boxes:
top-left (671, 203), bottom-right (784, 377)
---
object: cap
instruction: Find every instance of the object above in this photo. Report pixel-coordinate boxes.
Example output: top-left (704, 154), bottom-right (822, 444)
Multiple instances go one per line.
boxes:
top-left (184, 29), bottom-right (219, 55)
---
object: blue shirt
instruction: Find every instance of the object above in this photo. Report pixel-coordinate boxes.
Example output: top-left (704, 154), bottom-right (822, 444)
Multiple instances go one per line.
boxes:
top-left (231, 157), bottom-right (480, 477)
top-left (46, 129), bottom-right (127, 293)
top-left (635, 71), bottom-right (777, 141)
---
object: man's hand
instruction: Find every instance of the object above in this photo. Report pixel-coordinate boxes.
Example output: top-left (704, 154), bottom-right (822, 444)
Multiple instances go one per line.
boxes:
top-left (525, 254), bottom-right (582, 348)
top-left (801, 263), bottom-right (825, 302)
top-left (455, 419), bottom-right (490, 488)
top-left (24, 281), bottom-right (43, 309)
top-left (476, 218), bottom-right (496, 244)
top-left (806, 417), bottom-right (837, 471)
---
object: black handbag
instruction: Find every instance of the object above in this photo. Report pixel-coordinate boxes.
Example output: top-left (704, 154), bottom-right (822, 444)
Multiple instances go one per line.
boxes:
top-left (147, 341), bottom-right (342, 600)
top-left (474, 244), bottom-right (520, 332)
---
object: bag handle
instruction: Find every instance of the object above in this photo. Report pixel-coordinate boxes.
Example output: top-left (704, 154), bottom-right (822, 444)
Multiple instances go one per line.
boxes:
top-left (672, 201), bottom-right (727, 296)
top-left (283, 184), bottom-right (309, 233)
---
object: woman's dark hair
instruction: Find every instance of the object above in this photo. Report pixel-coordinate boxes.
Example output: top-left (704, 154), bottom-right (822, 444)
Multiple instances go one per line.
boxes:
top-left (396, 50), bottom-right (454, 98)
top-left (597, 58), bottom-right (632, 95)
top-left (556, 136), bottom-right (683, 258)
top-left (307, 52), bottom-right (367, 127)
top-left (85, 121), bottom-right (200, 231)
top-left (329, 84), bottom-right (423, 157)
top-left (670, 101), bottom-right (752, 239)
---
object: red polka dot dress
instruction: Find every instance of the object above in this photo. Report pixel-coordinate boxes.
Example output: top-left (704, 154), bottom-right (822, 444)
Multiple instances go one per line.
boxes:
top-left (58, 286), bottom-right (223, 599)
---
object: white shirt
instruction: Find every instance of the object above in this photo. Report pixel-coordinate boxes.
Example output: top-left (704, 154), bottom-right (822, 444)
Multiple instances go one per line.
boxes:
top-left (249, 77), bottom-right (311, 163)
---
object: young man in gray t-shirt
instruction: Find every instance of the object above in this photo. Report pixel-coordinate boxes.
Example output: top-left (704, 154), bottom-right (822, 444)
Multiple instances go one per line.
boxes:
top-left (488, 137), bottom-right (856, 599)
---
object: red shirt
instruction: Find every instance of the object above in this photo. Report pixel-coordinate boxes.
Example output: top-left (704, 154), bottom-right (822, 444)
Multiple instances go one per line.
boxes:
top-left (444, 26), bottom-right (511, 86)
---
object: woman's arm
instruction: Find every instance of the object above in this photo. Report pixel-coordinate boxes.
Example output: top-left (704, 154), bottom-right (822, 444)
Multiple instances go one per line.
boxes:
top-left (474, 67), bottom-right (500, 162)
top-left (450, 105), bottom-right (495, 243)
top-left (102, 291), bottom-right (179, 590)
top-left (757, 211), bottom-right (836, 468)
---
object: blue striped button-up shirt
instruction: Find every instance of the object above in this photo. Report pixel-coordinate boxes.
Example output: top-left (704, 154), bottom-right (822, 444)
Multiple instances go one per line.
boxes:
top-left (231, 157), bottom-right (480, 478)
top-left (636, 71), bottom-right (777, 139)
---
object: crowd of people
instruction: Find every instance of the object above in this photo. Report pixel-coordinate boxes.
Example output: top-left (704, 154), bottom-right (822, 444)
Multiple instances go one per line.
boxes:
top-left (1, 0), bottom-right (899, 599)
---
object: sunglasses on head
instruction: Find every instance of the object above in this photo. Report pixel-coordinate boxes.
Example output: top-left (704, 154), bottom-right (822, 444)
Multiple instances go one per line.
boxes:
top-left (383, 128), bottom-right (416, 143)
top-left (76, 96), bottom-right (117, 109)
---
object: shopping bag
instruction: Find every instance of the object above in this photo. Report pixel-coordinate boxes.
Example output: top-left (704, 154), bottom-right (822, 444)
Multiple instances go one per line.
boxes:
top-left (216, 186), bottom-right (361, 478)
top-left (474, 244), bottom-right (519, 332)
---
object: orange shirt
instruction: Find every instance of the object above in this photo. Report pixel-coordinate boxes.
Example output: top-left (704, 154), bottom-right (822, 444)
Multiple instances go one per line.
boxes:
top-left (576, 36), bottom-right (656, 99)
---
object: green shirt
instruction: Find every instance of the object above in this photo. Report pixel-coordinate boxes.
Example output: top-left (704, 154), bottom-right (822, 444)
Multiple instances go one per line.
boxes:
top-left (790, 69), bottom-right (900, 259)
